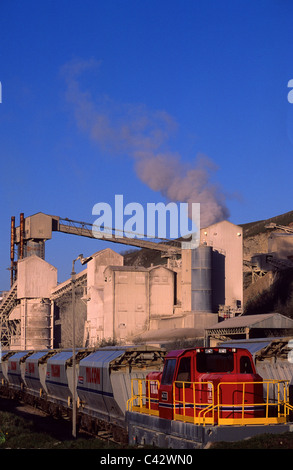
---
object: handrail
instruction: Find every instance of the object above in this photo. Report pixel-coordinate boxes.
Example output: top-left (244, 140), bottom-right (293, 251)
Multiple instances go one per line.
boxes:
top-left (173, 380), bottom-right (215, 425)
top-left (216, 379), bottom-right (291, 425)
top-left (128, 377), bottom-right (293, 426)
top-left (127, 378), bottom-right (160, 416)
top-left (198, 403), bottom-right (217, 426)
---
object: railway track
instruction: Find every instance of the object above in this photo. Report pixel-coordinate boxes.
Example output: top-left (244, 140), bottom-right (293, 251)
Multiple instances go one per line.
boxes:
top-left (0, 393), bottom-right (121, 446)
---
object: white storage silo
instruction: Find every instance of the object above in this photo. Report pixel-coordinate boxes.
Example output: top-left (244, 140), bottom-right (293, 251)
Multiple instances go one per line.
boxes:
top-left (191, 245), bottom-right (212, 312)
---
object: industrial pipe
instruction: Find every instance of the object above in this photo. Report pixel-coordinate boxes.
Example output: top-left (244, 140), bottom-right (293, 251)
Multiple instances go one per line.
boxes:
top-left (19, 213), bottom-right (24, 260)
top-left (10, 216), bottom-right (15, 286)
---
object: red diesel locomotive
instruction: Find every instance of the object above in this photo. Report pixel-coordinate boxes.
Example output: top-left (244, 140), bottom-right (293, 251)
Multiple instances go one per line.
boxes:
top-left (146, 347), bottom-right (264, 423)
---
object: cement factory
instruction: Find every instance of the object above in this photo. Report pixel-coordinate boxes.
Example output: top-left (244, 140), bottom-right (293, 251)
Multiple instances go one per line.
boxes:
top-left (3, 211), bottom-right (293, 447)
top-left (0, 211), bottom-right (246, 351)
top-left (2, 210), bottom-right (293, 352)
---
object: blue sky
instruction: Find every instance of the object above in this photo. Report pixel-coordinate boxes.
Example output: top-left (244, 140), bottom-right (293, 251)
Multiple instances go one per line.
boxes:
top-left (1, 0), bottom-right (293, 289)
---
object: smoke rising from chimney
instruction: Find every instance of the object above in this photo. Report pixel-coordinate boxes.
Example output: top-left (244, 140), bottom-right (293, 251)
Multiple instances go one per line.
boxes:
top-left (61, 58), bottom-right (230, 227)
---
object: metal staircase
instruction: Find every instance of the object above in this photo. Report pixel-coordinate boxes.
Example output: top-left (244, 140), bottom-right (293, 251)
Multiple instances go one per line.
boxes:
top-left (0, 281), bottom-right (19, 348)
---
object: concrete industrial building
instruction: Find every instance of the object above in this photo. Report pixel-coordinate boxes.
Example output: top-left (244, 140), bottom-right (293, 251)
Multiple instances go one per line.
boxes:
top-left (0, 212), bottom-right (244, 350)
top-left (8, 256), bottom-right (57, 349)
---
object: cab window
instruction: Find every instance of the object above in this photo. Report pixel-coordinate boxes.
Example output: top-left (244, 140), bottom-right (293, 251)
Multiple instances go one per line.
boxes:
top-left (161, 359), bottom-right (177, 385)
top-left (176, 357), bottom-right (191, 382)
top-left (240, 356), bottom-right (253, 374)
top-left (196, 352), bottom-right (234, 373)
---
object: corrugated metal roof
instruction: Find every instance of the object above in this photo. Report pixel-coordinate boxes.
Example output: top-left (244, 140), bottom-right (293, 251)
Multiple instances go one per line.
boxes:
top-left (26, 351), bottom-right (50, 361)
top-left (223, 339), bottom-right (273, 355)
top-left (9, 351), bottom-right (30, 360)
top-left (47, 350), bottom-right (73, 363)
top-left (207, 313), bottom-right (293, 330)
top-left (80, 349), bottom-right (125, 368)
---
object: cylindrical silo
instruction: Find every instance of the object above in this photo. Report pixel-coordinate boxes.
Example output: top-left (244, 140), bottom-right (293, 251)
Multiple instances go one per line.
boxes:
top-left (191, 245), bottom-right (212, 311)
top-left (22, 299), bottom-right (51, 349)
top-left (24, 240), bottom-right (45, 259)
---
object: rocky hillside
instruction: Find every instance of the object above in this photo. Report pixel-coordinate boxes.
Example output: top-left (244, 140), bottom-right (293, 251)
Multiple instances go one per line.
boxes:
top-left (241, 209), bottom-right (293, 261)
top-left (123, 246), bottom-right (168, 268)
top-left (240, 210), bottom-right (293, 316)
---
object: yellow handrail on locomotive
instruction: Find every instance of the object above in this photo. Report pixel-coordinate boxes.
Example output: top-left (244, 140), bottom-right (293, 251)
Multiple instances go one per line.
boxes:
top-left (173, 380), bottom-right (215, 426)
top-left (128, 377), bottom-right (293, 427)
top-left (216, 379), bottom-right (292, 425)
top-left (127, 378), bottom-right (160, 416)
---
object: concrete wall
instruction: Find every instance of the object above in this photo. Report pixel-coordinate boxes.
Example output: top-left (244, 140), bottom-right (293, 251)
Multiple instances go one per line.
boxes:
top-left (115, 268), bottom-right (148, 341)
top-left (149, 266), bottom-right (174, 317)
top-left (17, 255), bottom-right (57, 299)
top-left (200, 220), bottom-right (243, 311)
top-left (53, 290), bottom-right (86, 349)
top-left (85, 248), bottom-right (123, 345)
top-left (103, 267), bottom-right (149, 342)
top-left (102, 265), bottom-right (175, 343)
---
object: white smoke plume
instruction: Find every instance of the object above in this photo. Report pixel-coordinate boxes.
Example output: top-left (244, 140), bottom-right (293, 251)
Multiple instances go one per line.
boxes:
top-left (61, 58), bottom-right (230, 227)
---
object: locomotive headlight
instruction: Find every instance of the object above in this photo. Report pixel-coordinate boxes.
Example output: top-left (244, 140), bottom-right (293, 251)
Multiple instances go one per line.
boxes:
top-left (205, 349), bottom-right (213, 354)
top-left (218, 348), bottom-right (227, 354)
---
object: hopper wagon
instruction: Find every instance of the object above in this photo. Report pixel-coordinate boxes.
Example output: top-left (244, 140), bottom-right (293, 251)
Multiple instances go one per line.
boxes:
top-left (1, 344), bottom-right (293, 448)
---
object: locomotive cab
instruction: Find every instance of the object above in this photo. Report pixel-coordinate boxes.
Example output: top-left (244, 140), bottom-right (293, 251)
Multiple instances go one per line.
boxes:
top-left (151, 347), bottom-right (263, 421)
